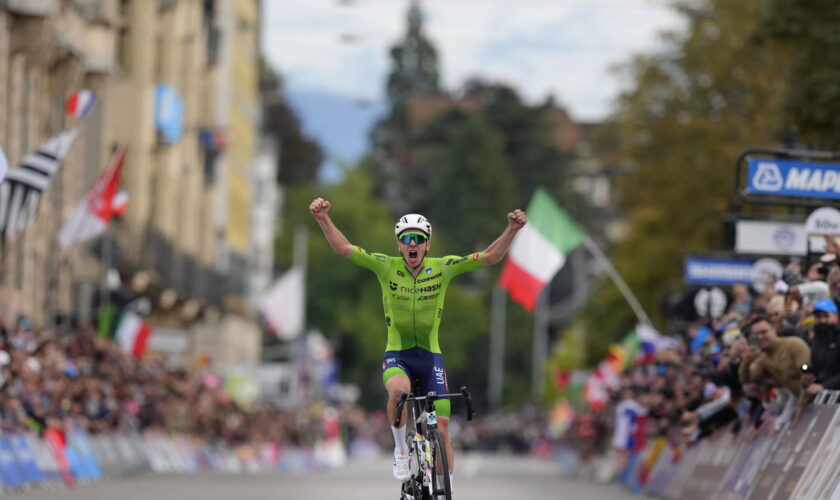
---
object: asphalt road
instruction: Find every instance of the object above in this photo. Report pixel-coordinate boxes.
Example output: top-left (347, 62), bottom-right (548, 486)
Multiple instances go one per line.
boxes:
top-left (8, 454), bottom-right (638, 500)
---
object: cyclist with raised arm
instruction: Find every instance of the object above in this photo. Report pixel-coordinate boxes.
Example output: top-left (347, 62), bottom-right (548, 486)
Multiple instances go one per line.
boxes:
top-left (309, 197), bottom-right (527, 486)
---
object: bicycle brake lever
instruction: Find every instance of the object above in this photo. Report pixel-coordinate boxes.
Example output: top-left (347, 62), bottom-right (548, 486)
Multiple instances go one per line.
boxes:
top-left (461, 386), bottom-right (476, 421)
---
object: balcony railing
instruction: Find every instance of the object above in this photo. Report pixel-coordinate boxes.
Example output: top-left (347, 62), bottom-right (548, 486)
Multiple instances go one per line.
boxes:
top-left (97, 227), bottom-right (235, 308)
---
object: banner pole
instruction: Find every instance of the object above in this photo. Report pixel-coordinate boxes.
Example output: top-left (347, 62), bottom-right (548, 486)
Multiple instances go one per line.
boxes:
top-left (580, 233), bottom-right (652, 327)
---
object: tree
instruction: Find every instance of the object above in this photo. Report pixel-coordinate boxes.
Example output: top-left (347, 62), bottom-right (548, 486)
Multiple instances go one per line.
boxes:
top-left (759, 0), bottom-right (840, 149)
top-left (260, 60), bottom-right (323, 185)
top-left (470, 82), bottom-right (579, 209)
top-left (579, 0), bottom-right (789, 362)
top-left (371, 0), bottom-right (443, 210)
top-left (413, 111), bottom-right (515, 253)
top-left (385, 0), bottom-right (441, 109)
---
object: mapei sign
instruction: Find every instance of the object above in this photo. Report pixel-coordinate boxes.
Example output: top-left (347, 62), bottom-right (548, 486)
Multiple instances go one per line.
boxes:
top-left (746, 158), bottom-right (840, 200)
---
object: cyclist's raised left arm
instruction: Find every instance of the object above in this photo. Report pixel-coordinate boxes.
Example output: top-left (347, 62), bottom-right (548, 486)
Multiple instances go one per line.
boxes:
top-left (481, 209), bottom-right (527, 266)
top-left (310, 197), bottom-right (353, 258)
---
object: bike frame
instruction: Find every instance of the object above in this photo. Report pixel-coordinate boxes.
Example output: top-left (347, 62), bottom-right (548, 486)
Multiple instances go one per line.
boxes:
top-left (395, 386), bottom-right (475, 500)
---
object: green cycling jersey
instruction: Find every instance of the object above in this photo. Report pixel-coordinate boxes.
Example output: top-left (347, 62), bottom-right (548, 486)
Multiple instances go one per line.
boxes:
top-left (348, 246), bottom-right (484, 353)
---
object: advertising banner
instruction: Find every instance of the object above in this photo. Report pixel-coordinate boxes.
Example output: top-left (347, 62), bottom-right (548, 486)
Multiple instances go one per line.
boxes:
top-left (684, 257), bottom-right (754, 285)
top-left (804, 207), bottom-right (840, 236)
top-left (789, 406), bottom-right (840, 499)
top-left (10, 434), bottom-right (44, 484)
top-left (0, 436), bottom-right (25, 487)
top-left (735, 220), bottom-right (826, 255)
top-left (682, 432), bottom-right (744, 497)
top-left (746, 158), bottom-right (840, 200)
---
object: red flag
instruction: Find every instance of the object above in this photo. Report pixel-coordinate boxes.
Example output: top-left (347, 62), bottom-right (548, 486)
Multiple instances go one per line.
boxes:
top-left (57, 146), bottom-right (128, 249)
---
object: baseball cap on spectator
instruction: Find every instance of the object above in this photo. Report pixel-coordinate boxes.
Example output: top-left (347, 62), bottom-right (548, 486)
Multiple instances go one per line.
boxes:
top-left (820, 253), bottom-right (837, 265)
top-left (814, 298), bottom-right (839, 314)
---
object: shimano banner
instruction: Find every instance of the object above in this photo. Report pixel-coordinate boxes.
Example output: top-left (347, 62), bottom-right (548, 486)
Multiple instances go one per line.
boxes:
top-left (684, 257), bottom-right (754, 285)
top-left (746, 158), bottom-right (840, 200)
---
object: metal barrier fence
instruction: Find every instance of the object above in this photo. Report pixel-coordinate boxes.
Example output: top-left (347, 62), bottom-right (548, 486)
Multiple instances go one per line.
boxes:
top-left (0, 427), bottom-right (346, 495)
top-left (629, 390), bottom-right (840, 499)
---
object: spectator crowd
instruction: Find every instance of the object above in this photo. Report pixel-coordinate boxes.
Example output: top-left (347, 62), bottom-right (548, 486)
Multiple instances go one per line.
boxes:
top-left (598, 238), bottom-right (840, 491)
top-left (0, 319), bottom-right (379, 455)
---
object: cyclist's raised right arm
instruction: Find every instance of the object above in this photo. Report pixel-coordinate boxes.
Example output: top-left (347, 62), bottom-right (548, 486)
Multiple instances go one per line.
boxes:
top-left (310, 198), bottom-right (353, 258)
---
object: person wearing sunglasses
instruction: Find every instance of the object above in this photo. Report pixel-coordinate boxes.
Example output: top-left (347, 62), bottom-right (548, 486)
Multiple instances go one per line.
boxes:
top-left (309, 197), bottom-right (526, 485)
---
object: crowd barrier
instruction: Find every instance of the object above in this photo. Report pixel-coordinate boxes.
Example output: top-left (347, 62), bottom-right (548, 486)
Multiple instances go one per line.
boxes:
top-left (625, 391), bottom-right (840, 499)
top-left (0, 428), bottom-right (347, 495)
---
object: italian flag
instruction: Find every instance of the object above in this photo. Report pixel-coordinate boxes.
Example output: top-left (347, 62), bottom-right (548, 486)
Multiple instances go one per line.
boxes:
top-left (498, 188), bottom-right (583, 311)
top-left (115, 312), bottom-right (153, 358)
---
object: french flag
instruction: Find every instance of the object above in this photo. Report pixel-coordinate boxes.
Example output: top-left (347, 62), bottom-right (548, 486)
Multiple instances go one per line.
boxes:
top-left (65, 90), bottom-right (97, 118)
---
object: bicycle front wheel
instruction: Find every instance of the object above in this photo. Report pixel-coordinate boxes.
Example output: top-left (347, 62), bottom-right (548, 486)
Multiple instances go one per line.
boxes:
top-left (429, 429), bottom-right (451, 500)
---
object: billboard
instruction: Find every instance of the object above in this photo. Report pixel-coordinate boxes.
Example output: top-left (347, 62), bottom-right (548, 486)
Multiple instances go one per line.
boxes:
top-left (735, 220), bottom-right (827, 255)
top-left (746, 158), bottom-right (840, 200)
top-left (684, 257), bottom-right (753, 286)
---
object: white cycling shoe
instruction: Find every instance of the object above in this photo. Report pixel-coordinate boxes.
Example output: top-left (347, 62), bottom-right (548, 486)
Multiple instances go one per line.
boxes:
top-left (393, 451), bottom-right (411, 481)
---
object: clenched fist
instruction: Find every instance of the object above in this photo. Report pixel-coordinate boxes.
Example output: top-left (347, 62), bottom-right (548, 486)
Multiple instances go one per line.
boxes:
top-left (310, 198), bottom-right (331, 221)
top-left (507, 209), bottom-right (527, 230)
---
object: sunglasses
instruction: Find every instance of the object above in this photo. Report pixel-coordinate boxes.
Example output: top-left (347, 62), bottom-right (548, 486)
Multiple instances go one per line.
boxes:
top-left (398, 232), bottom-right (428, 245)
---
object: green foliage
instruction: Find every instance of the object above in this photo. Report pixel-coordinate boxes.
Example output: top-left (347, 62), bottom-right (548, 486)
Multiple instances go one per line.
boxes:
top-left (544, 323), bottom-right (585, 406)
top-left (374, 0), bottom-right (442, 163)
top-left (260, 60), bottom-right (323, 184)
top-left (385, 1), bottom-right (441, 106)
top-left (758, 0), bottom-right (840, 149)
top-left (579, 0), bottom-right (789, 361)
top-left (414, 112), bottom-right (515, 252)
top-left (475, 84), bottom-right (579, 208)
top-left (498, 298), bottom-right (542, 408)
top-left (274, 169), bottom-right (393, 407)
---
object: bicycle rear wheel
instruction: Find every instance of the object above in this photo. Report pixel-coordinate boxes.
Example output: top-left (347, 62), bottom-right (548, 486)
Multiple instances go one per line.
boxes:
top-left (429, 429), bottom-right (451, 500)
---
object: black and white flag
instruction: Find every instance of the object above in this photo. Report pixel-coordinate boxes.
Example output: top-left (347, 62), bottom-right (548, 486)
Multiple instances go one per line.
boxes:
top-left (0, 129), bottom-right (79, 239)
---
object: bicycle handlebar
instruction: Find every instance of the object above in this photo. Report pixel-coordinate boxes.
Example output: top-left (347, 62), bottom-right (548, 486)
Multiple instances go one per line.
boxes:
top-left (392, 387), bottom-right (477, 427)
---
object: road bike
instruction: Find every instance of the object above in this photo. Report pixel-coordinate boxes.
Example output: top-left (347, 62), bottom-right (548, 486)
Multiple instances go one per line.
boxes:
top-left (394, 384), bottom-right (475, 500)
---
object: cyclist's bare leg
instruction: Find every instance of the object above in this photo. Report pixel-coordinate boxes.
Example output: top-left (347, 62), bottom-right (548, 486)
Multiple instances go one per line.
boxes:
top-left (386, 373), bottom-right (411, 430)
top-left (437, 416), bottom-right (454, 474)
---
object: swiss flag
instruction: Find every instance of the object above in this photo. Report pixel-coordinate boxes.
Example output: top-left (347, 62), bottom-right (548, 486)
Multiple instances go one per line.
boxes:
top-left (57, 146), bottom-right (129, 249)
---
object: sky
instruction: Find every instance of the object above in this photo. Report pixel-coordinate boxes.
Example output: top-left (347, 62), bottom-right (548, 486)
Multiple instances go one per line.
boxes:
top-left (261, 0), bottom-right (684, 173)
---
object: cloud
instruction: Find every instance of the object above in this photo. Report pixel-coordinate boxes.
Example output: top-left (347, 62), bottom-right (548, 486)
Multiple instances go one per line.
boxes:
top-left (262, 0), bottom-right (682, 120)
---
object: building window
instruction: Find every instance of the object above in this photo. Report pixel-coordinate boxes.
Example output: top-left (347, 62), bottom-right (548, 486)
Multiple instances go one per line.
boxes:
top-left (116, 27), bottom-right (131, 72)
top-left (15, 235), bottom-right (24, 290)
top-left (21, 70), bottom-right (31, 158)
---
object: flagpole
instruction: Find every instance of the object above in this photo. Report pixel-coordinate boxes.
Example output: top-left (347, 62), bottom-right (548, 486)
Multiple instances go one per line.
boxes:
top-left (56, 145), bottom-right (128, 324)
top-left (292, 225), bottom-right (309, 338)
top-left (487, 285), bottom-right (507, 409)
top-left (532, 289), bottom-right (549, 402)
top-left (580, 233), bottom-right (652, 327)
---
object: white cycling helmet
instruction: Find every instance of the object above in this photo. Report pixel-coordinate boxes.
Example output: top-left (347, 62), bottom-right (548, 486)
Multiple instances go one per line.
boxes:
top-left (395, 214), bottom-right (432, 237)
